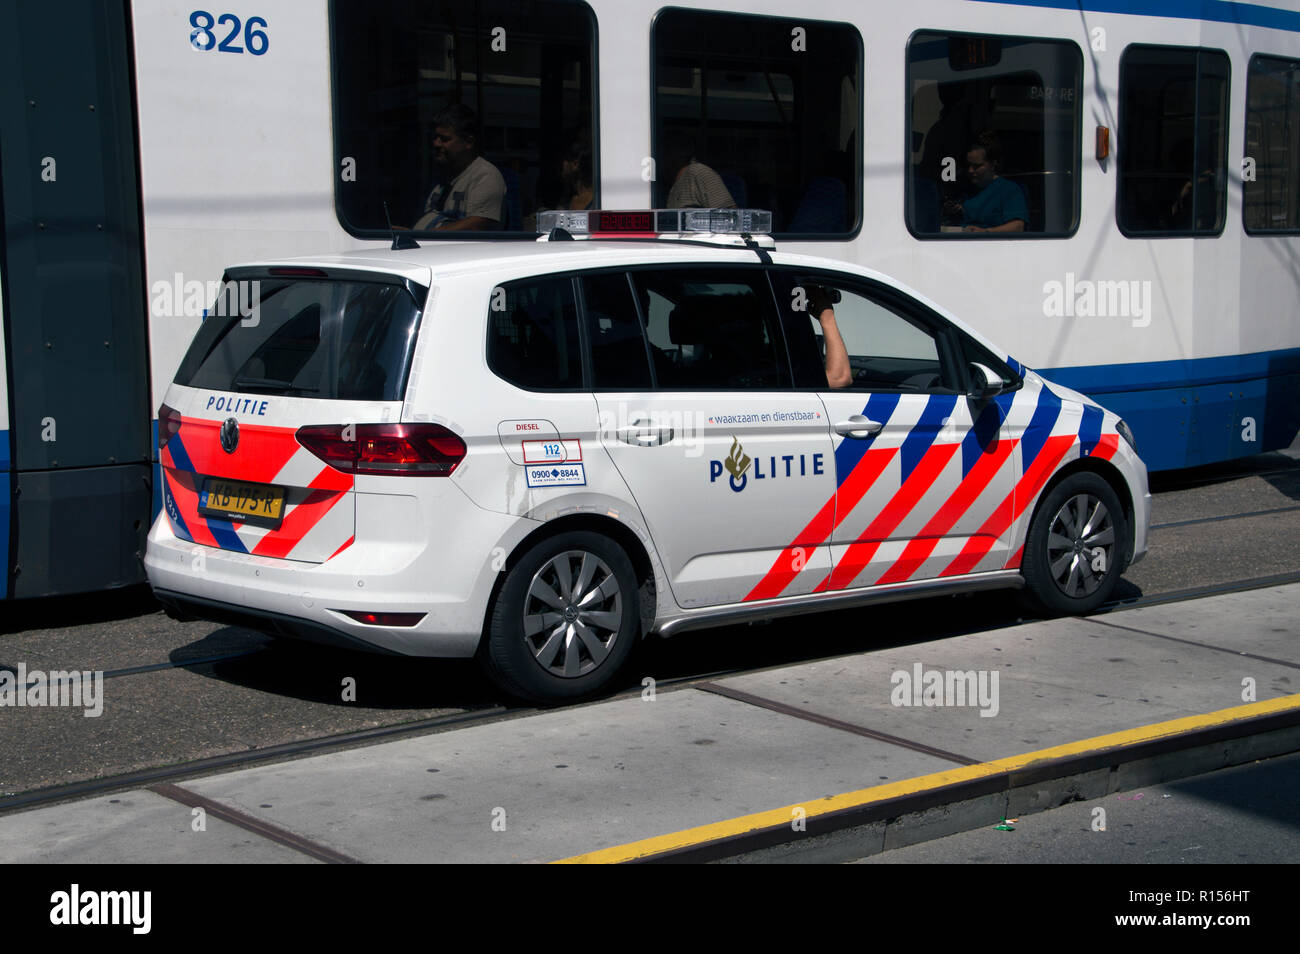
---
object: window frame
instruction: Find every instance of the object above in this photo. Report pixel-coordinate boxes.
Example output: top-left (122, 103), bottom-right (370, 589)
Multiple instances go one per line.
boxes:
top-left (904, 27), bottom-right (1084, 241)
top-left (328, 0), bottom-right (601, 241)
top-left (649, 6), bottom-right (865, 241)
top-left (768, 266), bottom-right (980, 393)
top-left (1116, 43), bottom-right (1232, 240)
top-left (1243, 52), bottom-right (1300, 236)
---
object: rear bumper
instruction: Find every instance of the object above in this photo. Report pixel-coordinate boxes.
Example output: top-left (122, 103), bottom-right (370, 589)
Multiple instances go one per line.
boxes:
top-left (144, 485), bottom-right (537, 657)
top-left (154, 588), bottom-right (403, 655)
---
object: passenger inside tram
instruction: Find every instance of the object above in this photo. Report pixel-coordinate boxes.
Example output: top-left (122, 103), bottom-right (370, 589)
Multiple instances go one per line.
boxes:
top-left (413, 104), bottom-right (506, 232)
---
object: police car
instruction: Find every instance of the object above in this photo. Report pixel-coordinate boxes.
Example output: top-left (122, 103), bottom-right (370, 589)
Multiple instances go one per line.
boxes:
top-left (145, 209), bottom-right (1151, 703)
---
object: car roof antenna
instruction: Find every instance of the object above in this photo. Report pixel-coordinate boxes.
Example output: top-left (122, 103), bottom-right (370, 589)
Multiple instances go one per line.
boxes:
top-left (384, 201), bottom-right (420, 250)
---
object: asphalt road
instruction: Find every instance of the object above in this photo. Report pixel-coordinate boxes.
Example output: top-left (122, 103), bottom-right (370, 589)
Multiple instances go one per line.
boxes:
top-left (1, 442), bottom-right (1297, 800)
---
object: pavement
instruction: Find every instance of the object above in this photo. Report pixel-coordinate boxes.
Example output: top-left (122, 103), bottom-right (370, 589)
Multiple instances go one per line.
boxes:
top-left (2, 582), bottom-right (1298, 864)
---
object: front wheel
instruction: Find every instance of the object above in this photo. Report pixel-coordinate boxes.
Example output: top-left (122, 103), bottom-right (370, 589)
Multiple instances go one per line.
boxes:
top-left (1021, 472), bottom-right (1128, 616)
top-left (480, 531), bottom-right (641, 704)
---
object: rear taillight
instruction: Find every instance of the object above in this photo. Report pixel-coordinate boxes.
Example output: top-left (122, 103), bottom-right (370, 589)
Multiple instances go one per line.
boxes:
top-left (158, 404), bottom-right (182, 452)
top-left (295, 423), bottom-right (466, 476)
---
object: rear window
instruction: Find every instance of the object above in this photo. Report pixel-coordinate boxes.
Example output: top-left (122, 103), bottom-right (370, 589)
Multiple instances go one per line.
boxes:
top-left (174, 278), bottom-right (424, 402)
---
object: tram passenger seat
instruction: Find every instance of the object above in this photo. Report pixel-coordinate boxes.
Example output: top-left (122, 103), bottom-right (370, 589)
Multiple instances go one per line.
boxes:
top-left (789, 177), bottom-right (847, 233)
top-left (496, 164), bottom-right (522, 231)
top-left (720, 172), bottom-right (748, 208)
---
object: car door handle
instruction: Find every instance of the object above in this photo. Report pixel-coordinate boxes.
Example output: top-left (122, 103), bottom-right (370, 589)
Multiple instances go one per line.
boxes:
top-left (833, 416), bottom-right (883, 438)
top-left (616, 425), bottom-right (674, 446)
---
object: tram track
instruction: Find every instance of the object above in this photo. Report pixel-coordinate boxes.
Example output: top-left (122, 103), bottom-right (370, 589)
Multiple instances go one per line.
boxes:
top-left (4, 565), bottom-right (1296, 816)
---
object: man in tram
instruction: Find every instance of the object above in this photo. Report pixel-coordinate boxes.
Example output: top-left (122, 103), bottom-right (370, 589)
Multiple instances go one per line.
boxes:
top-left (414, 104), bottom-right (507, 231)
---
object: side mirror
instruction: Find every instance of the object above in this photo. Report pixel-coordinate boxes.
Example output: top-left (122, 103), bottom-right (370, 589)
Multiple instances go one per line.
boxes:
top-left (968, 362), bottom-right (1004, 401)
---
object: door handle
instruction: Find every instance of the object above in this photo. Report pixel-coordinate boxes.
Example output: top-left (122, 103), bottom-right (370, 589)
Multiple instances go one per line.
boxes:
top-left (833, 415), bottom-right (883, 438)
top-left (617, 425), bottom-right (674, 446)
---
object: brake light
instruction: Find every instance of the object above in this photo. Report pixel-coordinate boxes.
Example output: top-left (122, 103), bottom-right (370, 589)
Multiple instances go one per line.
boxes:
top-left (158, 404), bottom-right (182, 452)
top-left (296, 423), bottom-right (466, 476)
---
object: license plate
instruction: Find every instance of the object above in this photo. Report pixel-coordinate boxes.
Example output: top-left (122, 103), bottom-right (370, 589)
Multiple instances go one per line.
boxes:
top-left (199, 478), bottom-right (285, 528)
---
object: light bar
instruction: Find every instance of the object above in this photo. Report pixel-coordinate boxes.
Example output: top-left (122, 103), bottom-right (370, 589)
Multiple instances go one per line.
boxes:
top-left (537, 208), bottom-right (772, 236)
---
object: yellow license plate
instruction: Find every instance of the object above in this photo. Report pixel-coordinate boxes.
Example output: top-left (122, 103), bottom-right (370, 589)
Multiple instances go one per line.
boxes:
top-left (200, 478), bottom-right (285, 526)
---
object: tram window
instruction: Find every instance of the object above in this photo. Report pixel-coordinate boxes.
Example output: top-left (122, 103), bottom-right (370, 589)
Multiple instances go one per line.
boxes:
top-left (907, 31), bottom-right (1082, 238)
top-left (1245, 55), bottom-right (1300, 234)
top-left (652, 10), bottom-right (862, 237)
top-left (1118, 46), bottom-right (1230, 236)
top-left (331, 0), bottom-right (596, 237)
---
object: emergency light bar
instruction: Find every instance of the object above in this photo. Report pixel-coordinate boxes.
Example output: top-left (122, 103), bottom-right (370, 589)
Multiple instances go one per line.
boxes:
top-left (537, 208), bottom-right (772, 237)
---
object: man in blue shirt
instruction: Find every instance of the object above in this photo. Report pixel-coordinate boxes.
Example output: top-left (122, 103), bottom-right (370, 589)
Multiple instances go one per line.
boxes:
top-left (950, 132), bottom-right (1027, 233)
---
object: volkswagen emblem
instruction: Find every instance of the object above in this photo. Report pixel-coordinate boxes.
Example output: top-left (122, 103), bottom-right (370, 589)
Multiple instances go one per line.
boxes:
top-left (220, 417), bottom-right (240, 454)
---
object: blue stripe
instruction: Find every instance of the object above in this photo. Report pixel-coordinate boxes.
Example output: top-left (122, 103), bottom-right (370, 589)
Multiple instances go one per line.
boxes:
top-left (1078, 404), bottom-right (1104, 457)
top-left (167, 431), bottom-right (198, 475)
top-left (975, 0), bottom-right (1300, 33)
top-left (1040, 348), bottom-right (1300, 395)
top-left (205, 518), bottom-right (250, 553)
top-left (1021, 384), bottom-right (1064, 469)
top-left (900, 394), bottom-right (959, 482)
top-left (962, 398), bottom-right (1009, 477)
top-left (834, 392), bottom-right (901, 485)
top-left (162, 474), bottom-right (193, 544)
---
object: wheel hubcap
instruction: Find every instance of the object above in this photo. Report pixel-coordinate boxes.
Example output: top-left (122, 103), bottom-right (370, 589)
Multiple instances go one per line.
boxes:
top-left (1046, 493), bottom-right (1115, 598)
top-left (522, 550), bottom-right (623, 678)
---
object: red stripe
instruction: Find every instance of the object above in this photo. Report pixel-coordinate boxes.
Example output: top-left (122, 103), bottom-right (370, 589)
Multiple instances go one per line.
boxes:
top-left (1092, 433), bottom-right (1120, 461)
top-left (252, 469), bottom-right (350, 559)
top-left (744, 496), bottom-right (836, 601)
top-left (818, 442), bottom-right (959, 591)
top-left (875, 438), bottom-right (1017, 585)
top-left (833, 447), bottom-right (897, 529)
top-left (941, 433), bottom-right (1076, 577)
top-left (1006, 544), bottom-right (1024, 569)
top-left (164, 470), bottom-right (219, 548)
top-left (743, 447), bottom-right (895, 602)
top-left (178, 416), bottom-right (303, 485)
top-left (327, 535), bottom-right (355, 561)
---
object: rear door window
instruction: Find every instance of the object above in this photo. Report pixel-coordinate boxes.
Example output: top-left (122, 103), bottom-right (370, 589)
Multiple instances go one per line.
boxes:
top-left (175, 277), bottom-right (425, 402)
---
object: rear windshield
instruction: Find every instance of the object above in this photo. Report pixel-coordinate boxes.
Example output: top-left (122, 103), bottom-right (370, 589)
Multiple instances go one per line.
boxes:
top-left (174, 278), bottom-right (424, 402)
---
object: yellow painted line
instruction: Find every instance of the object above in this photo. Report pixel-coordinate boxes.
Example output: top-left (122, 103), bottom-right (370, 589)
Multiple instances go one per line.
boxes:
top-left (553, 693), bottom-right (1300, 864)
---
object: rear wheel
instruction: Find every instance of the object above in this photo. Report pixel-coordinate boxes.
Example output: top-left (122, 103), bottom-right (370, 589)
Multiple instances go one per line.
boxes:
top-left (481, 531), bottom-right (640, 703)
top-left (1021, 472), bottom-right (1127, 615)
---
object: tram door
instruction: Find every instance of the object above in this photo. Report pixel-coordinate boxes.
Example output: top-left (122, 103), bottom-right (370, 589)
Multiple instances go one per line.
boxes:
top-left (0, 0), bottom-right (151, 597)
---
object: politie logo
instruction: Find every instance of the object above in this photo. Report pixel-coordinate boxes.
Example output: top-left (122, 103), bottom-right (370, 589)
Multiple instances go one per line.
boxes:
top-left (720, 437), bottom-right (751, 490)
top-left (709, 437), bottom-right (825, 492)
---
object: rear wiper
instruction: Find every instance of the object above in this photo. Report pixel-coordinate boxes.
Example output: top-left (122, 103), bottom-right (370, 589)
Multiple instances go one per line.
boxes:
top-left (234, 376), bottom-right (296, 390)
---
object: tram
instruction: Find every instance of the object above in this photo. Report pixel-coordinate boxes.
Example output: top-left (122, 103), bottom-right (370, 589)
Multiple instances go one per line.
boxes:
top-left (2, 0), bottom-right (1298, 597)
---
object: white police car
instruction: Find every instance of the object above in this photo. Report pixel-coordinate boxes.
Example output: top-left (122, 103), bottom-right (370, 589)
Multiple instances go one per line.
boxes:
top-left (145, 209), bottom-right (1150, 702)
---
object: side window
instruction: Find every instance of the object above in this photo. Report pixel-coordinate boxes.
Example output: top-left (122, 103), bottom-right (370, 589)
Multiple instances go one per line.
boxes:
top-left (628, 269), bottom-right (789, 390)
top-left (1118, 45), bottom-right (1230, 235)
top-left (907, 31), bottom-right (1082, 236)
top-left (581, 272), bottom-right (652, 390)
top-left (652, 10), bottom-right (862, 236)
top-left (487, 277), bottom-right (582, 390)
top-left (773, 270), bottom-right (954, 391)
top-left (1245, 54), bottom-right (1300, 233)
top-left (332, 0), bottom-right (596, 236)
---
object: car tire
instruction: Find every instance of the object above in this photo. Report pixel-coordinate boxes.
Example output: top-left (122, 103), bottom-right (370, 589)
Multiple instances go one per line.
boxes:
top-left (1020, 472), bottom-right (1128, 616)
top-left (481, 531), bottom-right (641, 704)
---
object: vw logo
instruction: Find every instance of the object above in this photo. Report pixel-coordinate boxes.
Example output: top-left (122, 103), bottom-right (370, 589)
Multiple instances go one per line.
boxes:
top-left (220, 417), bottom-right (240, 454)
